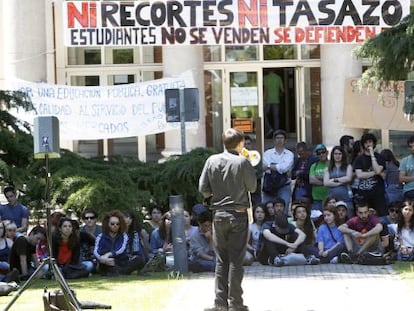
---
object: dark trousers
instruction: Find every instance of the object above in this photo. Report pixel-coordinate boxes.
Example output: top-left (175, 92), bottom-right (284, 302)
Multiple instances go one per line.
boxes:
top-left (265, 103), bottom-right (280, 132)
top-left (259, 233), bottom-right (297, 265)
top-left (212, 210), bottom-right (248, 309)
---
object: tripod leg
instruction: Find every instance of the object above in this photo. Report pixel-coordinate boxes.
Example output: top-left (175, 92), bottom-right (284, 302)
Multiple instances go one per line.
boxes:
top-left (50, 260), bottom-right (82, 311)
top-left (3, 260), bottom-right (49, 311)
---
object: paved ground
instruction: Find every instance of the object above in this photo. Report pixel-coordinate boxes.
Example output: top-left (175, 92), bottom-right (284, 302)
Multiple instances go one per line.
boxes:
top-left (165, 262), bottom-right (413, 311)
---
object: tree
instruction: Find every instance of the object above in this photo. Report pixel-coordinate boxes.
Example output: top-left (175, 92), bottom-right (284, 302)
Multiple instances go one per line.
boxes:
top-left (0, 90), bottom-right (35, 186)
top-left (355, 13), bottom-right (414, 90)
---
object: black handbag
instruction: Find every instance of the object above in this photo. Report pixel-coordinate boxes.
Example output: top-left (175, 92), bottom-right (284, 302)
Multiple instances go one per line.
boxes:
top-left (262, 170), bottom-right (288, 194)
top-left (62, 264), bottom-right (90, 279)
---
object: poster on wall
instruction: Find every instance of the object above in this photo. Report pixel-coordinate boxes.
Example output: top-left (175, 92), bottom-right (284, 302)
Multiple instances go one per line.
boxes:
top-left (6, 72), bottom-right (197, 140)
top-left (343, 78), bottom-right (413, 131)
top-left (63, 0), bottom-right (410, 46)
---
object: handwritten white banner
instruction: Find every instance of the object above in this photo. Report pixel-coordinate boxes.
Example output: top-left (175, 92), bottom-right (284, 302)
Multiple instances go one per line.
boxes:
top-left (7, 72), bottom-right (197, 140)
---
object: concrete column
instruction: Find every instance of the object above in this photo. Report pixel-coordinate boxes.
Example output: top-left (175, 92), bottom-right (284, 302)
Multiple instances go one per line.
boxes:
top-left (1, 0), bottom-right (47, 83)
top-left (0, 1), bottom-right (15, 88)
top-left (162, 46), bottom-right (205, 157)
top-left (320, 45), bottom-right (363, 147)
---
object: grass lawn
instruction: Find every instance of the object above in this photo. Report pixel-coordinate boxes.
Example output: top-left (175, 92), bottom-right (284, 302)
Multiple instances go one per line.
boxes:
top-left (0, 272), bottom-right (182, 311)
top-left (393, 261), bottom-right (414, 291)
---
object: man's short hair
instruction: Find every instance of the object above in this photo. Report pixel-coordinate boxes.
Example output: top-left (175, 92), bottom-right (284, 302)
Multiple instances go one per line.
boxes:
top-left (82, 207), bottom-right (98, 219)
top-left (3, 186), bottom-right (15, 196)
top-left (273, 197), bottom-right (286, 207)
top-left (198, 211), bottom-right (213, 224)
top-left (339, 135), bottom-right (354, 147)
top-left (407, 135), bottom-right (414, 146)
top-left (222, 128), bottom-right (245, 150)
top-left (273, 129), bottom-right (287, 139)
top-left (29, 225), bottom-right (46, 237)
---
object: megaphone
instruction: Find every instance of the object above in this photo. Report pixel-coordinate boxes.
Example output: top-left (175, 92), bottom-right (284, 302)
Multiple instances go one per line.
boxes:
top-left (241, 148), bottom-right (261, 167)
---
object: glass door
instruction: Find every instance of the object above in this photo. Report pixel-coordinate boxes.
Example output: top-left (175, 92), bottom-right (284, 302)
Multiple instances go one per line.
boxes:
top-left (224, 70), bottom-right (263, 152)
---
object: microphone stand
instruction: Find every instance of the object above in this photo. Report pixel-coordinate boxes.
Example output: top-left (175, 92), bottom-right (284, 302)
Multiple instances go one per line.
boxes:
top-left (4, 146), bottom-right (82, 311)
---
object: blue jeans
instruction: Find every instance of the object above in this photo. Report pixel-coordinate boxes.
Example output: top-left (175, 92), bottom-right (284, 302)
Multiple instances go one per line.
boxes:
top-left (262, 183), bottom-right (292, 216)
top-left (212, 210), bottom-right (248, 309)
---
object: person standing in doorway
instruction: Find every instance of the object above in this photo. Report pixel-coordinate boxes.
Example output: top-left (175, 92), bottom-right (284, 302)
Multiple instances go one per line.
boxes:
top-left (263, 69), bottom-right (284, 138)
top-left (199, 128), bottom-right (257, 311)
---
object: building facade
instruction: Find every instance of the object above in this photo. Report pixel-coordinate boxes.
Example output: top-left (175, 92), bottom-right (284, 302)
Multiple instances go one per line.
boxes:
top-left (0, 0), bottom-right (412, 161)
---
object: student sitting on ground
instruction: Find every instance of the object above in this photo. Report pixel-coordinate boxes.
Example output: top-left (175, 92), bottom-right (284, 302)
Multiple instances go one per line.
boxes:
top-left (52, 218), bottom-right (89, 279)
top-left (245, 204), bottom-right (269, 264)
top-left (189, 211), bottom-right (215, 272)
top-left (389, 200), bottom-right (414, 261)
top-left (338, 200), bottom-right (383, 263)
top-left (9, 225), bottom-right (46, 280)
top-left (259, 212), bottom-right (320, 266)
top-left (149, 211), bottom-right (172, 258)
top-left (316, 204), bottom-right (345, 264)
top-left (94, 210), bottom-right (142, 276)
top-left (123, 210), bottom-right (148, 273)
top-left (291, 203), bottom-right (318, 257)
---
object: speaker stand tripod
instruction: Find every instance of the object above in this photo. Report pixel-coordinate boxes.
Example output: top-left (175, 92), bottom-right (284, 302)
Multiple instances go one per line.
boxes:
top-left (4, 149), bottom-right (82, 311)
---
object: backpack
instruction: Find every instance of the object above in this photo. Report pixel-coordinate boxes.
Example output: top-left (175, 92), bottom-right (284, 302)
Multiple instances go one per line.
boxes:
top-left (357, 252), bottom-right (391, 265)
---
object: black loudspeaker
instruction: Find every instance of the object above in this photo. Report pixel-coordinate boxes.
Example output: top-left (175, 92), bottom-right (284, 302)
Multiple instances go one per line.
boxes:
top-left (165, 88), bottom-right (199, 122)
top-left (33, 116), bottom-right (60, 159)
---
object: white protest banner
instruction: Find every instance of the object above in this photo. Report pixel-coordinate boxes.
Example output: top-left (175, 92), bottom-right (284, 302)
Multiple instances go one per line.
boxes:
top-left (7, 72), bottom-right (197, 140)
top-left (63, 0), bottom-right (410, 46)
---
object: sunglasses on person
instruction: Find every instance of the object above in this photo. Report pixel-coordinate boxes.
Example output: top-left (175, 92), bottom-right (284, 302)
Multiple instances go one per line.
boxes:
top-left (389, 208), bottom-right (399, 213)
top-left (84, 216), bottom-right (96, 220)
top-left (110, 222), bottom-right (120, 226)
top-left (316, 150), bottom-right (327, 155)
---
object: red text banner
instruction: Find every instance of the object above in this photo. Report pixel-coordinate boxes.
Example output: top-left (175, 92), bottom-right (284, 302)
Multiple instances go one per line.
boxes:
top-left (63, 0), bottom-right (410, 46)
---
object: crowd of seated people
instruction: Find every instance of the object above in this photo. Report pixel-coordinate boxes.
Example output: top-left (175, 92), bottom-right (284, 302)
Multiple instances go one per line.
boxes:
top-left (2, 131), bottom-right (414, 284)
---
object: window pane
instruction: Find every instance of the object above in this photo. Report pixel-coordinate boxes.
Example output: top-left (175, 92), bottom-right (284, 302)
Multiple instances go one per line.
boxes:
top-left (301, 45), bottom-right (320, 59)
top-left (225, 46), bottom-right (258, 61)
top-left (108, 75), bottom-right (135, 85)
top-left (70, 76), bottom-right (100, 86)
top-left (143, 46), bottom-right (162, 63)
top-left (204, 46), bottom-right (221, 62)
top-left (263, 45), bottom-right (297, 60)
top-left (113, 49), bottom-right (134, 64)
top-left (67, 47), bottom-right (101, 65)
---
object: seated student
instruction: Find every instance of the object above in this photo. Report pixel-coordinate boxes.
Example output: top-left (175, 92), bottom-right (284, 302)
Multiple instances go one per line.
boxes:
top-left (291, 203), bottom-right (319, 257)
top-left (94, 210), bottom-right (141, 276)
top-left (338, 200), bottom-right (383, 263)
top-left (335, 201), bottom-right (349, 226)
top-left (9, 225), bottom-right (46, 280)
top-left (123, 210), bottom-right (148, 273)
top-left (184, 210), bottom-right (198, 244)
top-left (389, 200), bottom-right (414, 261)
top-left (368, 207), bottom-right (392, 255)
top-left (191, 203), bottom-right (207, 226)
top-left (264, 200), bottom-right (275, 220)
top-left (316, 204), bottom-right (345, 263)
top-left (381, 201), bottom-right (401, 226)
top-left (52, 218), bottom-right (89, 279)
top-left (80, 208), bottom-right (102, 237)
top-left (0, 221), bottom-right (16, 283)
top-left (189, 211), bottom-right (215, 272)
top-left (260, 212), bottom-right (319, 266)
top-left (3, 221), bottom-right (18, 241)
top-left (149, 211), bottom-right (172, 258)
top-left (245, 204), bottom-right (269, 264)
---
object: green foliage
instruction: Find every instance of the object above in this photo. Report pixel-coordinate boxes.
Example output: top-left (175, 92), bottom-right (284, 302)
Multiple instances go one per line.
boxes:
top-left (355, 13), bottom-right (414, 91)
top-left (21, 147), bottom-right (216, 222)
top-left (0, 90), bottom-right (35, 190)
